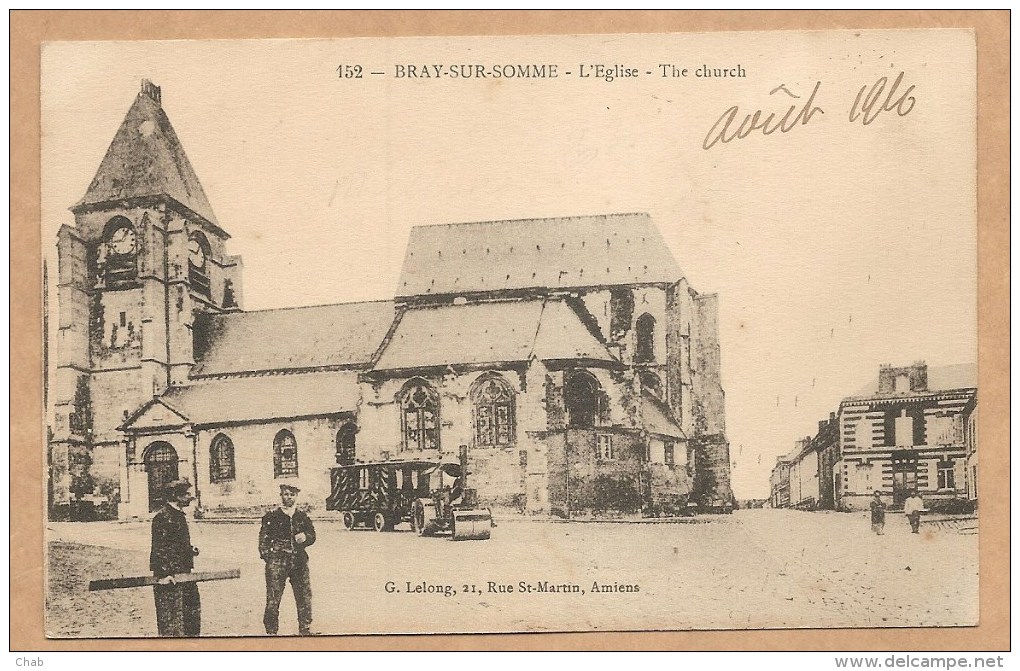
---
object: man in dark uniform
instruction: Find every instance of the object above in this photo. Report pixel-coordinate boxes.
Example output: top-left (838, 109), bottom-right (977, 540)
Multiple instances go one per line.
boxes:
top-left (150, 479), bottom-right (201, 637)
top-left (260, 483), bottom-right (316, 635)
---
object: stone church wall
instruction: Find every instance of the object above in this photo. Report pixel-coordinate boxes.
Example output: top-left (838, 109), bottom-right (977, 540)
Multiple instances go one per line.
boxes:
top-left (195, 415), bottom-right (350, 516)
top-left (358, 367), bottom-right (535, 510)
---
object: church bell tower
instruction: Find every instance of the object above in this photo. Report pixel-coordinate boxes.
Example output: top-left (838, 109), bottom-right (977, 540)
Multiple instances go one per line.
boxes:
top-left (49, 80), bottom-right (243, 520)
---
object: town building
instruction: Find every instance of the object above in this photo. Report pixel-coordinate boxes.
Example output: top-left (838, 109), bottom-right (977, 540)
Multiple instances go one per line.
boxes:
top-left (835, 362), bottom-right (977, 511)
top-left (776, 413), bottom-right (840, 511)
top-left (963, 394), bottom-right (978, 504)
top-left (769, 361), bottom-right (975, 514)
top-left (768, 451), bottom-right (793, 509)
top-left (48, 80), bottom-right (733, 521)
top-left (812, 413), bottom-right (840, 510)
top-left (787, 437), bottom-right (816, 509)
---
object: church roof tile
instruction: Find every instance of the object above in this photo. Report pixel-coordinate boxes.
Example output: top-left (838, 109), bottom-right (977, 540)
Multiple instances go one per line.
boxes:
top-left (396, 213), bottom-right (684, 297)
top-left (372, 298), bottom-right (616, 371)
top-left (125, 371), bottom-right (361, 428)
top-left (640, 391), bottom-right (687, 440)
top-left (192, 300), bottom-right (395, 376)
top-left (74, 80), bottom-right (220, 228)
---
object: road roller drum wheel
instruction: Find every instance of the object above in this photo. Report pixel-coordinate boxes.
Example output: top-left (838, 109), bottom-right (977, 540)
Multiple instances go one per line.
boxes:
top-left (451, 508), bottom-right (493, 540)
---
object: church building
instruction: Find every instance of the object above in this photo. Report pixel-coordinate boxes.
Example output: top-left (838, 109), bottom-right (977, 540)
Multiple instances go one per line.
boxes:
top-left (48, 81), bottom-right (733, 521)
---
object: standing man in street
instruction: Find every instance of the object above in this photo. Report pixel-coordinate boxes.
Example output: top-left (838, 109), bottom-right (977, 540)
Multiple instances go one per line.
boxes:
top-left (150, 479), bottom-right (201, 637)
top-left (260, 484), bottom-right (317, 635)
top-left (904, 490), bottom-right (925, 534)
top-left (870, 491), bottom-right (887, 535)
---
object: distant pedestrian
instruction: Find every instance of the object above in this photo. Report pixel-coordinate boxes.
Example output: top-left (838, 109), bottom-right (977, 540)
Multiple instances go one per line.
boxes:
top-left (150, 479), bottom-right (201, 637)
top-left (260, 484), bottom-right (316, 635)
top-left (869, 491), bottom-right (886, 535)
top-left (904, 490), bottom-right (925, 534)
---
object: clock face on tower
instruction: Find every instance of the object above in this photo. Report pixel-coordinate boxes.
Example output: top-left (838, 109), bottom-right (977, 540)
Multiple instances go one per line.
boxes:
top-left (188, 237), bottom-right (207, 268)
top-left (109, 226), bottom-right (136, 255)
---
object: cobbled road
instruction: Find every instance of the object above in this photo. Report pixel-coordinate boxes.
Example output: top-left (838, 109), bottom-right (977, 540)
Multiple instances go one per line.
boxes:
top-left (46, 509), bottom-right (977, 637)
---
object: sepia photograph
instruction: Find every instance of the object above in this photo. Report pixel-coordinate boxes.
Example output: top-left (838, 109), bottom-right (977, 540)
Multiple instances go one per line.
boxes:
top-left (37, 27), bottom-right (984, 642)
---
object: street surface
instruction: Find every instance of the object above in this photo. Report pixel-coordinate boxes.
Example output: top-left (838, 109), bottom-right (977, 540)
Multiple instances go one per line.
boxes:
top-left (46, 509), bottom-right (978, 637)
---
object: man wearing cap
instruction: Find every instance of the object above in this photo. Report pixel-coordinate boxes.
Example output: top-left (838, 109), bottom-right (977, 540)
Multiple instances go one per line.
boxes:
top-left (150, 479), bottom-right (201, 637)
top-left (259, 483), bottom-right (317, 635)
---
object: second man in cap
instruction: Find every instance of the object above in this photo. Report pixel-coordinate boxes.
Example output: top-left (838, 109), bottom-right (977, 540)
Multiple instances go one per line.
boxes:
top-left (259, 483), bottom-right (317, 635)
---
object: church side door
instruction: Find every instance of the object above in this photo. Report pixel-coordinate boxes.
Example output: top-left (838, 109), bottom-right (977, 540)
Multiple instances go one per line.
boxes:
top-left (144, 442), bottom-right (179, 512)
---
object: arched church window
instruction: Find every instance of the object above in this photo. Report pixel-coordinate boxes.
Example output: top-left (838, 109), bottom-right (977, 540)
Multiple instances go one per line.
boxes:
top-left (209, 433), bottom-right (235, 483)
top-left (472, 375), bottom-right (516, 447)
top-left (635, 313), bottom-right (656, 363)
top-left (336, 424), bottom-right (357, 465)
top-left (400, 380), bottom-right (439, 451)
top-left (273, 429), bottom-right (298, 478)
top-left (609, 287), bottom-right (635, 339)
top-left (565, 370), bottom-right (602, 428)
top-left (188, 231), bottom-right (211, 299)
top-left (640, 370), bottom-right (662, 397)
top-left (102, 216), bottom-right (138, 286)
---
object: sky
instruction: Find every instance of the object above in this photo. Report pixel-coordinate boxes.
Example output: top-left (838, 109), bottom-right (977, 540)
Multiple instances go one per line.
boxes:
top-left (41, 32), bottom-right (977, 499)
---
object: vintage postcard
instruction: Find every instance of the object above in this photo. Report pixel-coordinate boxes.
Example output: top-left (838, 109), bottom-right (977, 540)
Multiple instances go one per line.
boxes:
top-left (41, 29), bottom-right (979, 639)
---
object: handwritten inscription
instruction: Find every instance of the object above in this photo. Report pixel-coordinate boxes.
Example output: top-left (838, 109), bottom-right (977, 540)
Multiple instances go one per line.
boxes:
top-left (703, 82), bottom-right (824, 150)
top-left (849, 71), bottom-right (917, 125)
top-left (704, 72), bottom-right (918, 150)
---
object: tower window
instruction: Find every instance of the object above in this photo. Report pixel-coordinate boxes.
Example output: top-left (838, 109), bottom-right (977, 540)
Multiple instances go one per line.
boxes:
top-left (102, 216), bottom-right (138, 287)
top-left (635, 313), bottom-right (656, 363)
top-left (188, 231), bottom-right (211, 299)
top-left (609, 288), bottom-right (635, 339)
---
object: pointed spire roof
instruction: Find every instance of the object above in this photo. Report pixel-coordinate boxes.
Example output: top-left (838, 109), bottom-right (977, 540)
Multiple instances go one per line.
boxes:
top-left (74, 80), bottom-right (220, 229)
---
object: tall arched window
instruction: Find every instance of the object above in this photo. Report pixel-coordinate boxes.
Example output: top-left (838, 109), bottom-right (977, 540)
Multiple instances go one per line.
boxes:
top-left (209, 433), bottom-right (235, 483)
top-left (400, 380), bottom-right (439, 451)
top-left (635, 313), bottom-right (656, 363)
top-left (188, 231), bottom-right (211, 298)
top-left (336, 424), bottom-right (357, 465)
top-left (472, 375), bottom-right (516, 447)
top-left (273, 429), bottom-right (298, 478)
top-left (640, 370), bottom-right (662, 397)
top-left (102, 216), bottom-right (138, 286)
top-left (565, 370), bottom-right (602, 428)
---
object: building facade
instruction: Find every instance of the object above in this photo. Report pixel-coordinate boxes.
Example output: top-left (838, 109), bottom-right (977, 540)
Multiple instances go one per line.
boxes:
top-left (768, 452), bottom-right (793, 509)
top-left (48, 81), bottom-right (733, 521)
top-left (963, 395), bottom-right (978, 503)
top-left (835, 362), bottom-right (976, 512)
top-left (813, 413), bottom-right (840, 510)
top-left (786, 437), bottom-right (816, 509)
top-left (778, 413), bottom-right (841, 511)
top-left (768, 360), bottom-right (976, 515)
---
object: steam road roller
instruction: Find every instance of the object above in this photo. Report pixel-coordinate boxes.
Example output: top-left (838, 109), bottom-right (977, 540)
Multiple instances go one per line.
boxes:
top-left (325, 446), bottom-right (492, 540)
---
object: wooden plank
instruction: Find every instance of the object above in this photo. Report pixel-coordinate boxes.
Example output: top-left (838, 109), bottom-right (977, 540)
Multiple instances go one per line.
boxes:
top-left (89, 568), bottom-right (240, 591)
